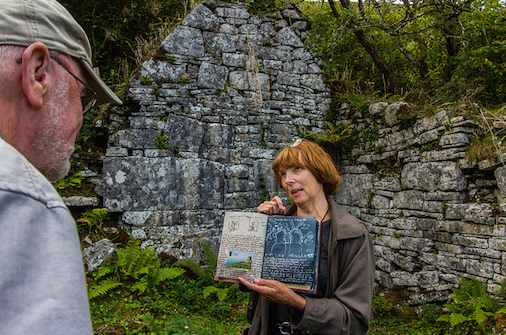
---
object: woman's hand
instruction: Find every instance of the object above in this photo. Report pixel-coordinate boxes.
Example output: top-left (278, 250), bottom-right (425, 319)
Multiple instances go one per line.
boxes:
top-left (257, 196), bottom-right (286, 215)
top-left (237, 277), bottom-right (306, 312)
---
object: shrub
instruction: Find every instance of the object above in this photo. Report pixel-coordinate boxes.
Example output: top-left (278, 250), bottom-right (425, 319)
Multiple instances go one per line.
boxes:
top-left (77, 208), bottom-right (109, 235)
top-left (88, 238), bottom-right (185, 299)
top-left (437, 278), bottom-right (501, 333)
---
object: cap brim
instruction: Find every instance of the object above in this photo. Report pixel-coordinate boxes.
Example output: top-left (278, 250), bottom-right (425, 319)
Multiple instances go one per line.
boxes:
top-left (80, 60), bottom-right (122, 106)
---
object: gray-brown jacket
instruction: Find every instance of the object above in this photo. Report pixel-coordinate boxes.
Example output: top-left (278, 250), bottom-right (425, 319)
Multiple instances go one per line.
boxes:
top-left (244, 197), bottom-right (375, 334)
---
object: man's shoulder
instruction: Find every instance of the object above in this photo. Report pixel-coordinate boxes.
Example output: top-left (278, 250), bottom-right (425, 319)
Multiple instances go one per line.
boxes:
top-left (0, 138), bottom-right (64, 207)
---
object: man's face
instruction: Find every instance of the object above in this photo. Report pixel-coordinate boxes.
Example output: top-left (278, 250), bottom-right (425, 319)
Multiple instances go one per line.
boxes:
top-left (34, 56), bottom-right (84, 182)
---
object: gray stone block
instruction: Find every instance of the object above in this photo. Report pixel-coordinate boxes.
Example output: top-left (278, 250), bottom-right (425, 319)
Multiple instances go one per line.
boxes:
top-left (82, 239), bottom-right (117, 273)
top-left (197, 62), bottom-right (228, 90)
top-left (401, 162), bottom-right (467, 192)
top-left (182, 4), bottom-right (220, 31)
top-left (161, 26), bottom-right (204, 57)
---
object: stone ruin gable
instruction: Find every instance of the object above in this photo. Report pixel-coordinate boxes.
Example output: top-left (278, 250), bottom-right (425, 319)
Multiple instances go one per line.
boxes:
top-left (100, 0), bottom-right (331, 262)
top-left (332, 101), bottom-right (506, 305)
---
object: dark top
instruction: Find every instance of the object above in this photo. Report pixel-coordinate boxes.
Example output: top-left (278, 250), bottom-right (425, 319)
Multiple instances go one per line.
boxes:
top-left (268, 219), bottom-right (332, 334)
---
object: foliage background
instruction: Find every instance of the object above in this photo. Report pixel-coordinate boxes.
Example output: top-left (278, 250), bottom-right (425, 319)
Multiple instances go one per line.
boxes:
top-left (302, 0), bottom-right (506, 107)
top-left (59, 0), bottom-right (196, 91)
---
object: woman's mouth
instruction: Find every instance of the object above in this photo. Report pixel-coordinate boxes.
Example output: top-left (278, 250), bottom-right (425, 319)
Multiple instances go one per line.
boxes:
top-left (291, 188), bottom-right (303, 197)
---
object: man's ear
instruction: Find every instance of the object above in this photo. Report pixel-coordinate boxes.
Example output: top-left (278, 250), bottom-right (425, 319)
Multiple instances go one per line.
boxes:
top-left (21, 42), bottom-right (51, 109)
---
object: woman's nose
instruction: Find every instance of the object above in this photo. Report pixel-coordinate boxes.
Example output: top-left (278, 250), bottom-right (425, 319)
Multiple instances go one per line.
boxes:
top-left (284, 171), bottom-right (295, 184)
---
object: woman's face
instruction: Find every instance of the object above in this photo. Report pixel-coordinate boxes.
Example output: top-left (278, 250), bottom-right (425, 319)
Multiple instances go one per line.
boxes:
top-left (280, 156), bottom-right (324, 208)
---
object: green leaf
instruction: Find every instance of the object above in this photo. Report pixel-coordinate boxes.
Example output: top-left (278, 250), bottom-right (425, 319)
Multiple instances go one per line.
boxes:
top-left (131, 280), bottom-right (149, 294)
top-left (203, 285), bottom-right (231, 302)
top-left (202, 243), bottom-right (218, 270)
top-left (217, 286), bottom-right (230, 302)
top-left (88, 277), bottom-right (122, 300)
top-left (473, 308), bottom-right (493, 324)
top-left (449, 313), bottom-right (469, 327)
top-left (437, 314), bottom-right (451, 323)
top-left (152, 267), bottom-right (185, 286)
top-left (496, 305), bottom-right (506, 315)
top-left (141, 312), bottom-right (163, 334)
top-left (173, 259), bottom-right (207, 277)
top-left (203, 286), bottom-right (218, 299)
top-left (119, 239), bottom-right (142, 276)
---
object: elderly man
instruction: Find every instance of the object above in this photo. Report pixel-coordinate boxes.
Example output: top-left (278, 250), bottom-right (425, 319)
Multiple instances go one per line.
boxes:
top-left (0, 0), bottom-right (121, 334)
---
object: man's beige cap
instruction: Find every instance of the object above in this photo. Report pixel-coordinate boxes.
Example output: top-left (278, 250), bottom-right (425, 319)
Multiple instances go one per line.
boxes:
top-left (0, 0), bottom-right (122, 106)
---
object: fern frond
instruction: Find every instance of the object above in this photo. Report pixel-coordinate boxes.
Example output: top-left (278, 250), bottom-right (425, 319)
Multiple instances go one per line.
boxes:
top-left (118, 239), bottom-right (142, 276)
top-left (88, 277), bottom-right (122, 300)
top-left (461, 278), bottom-right (486, 298)
top-left (202, 243), bottom-right (217, 270)
top-left (496, 305), bottom-right (506, 315)
top-left (203, 286), bottom-right (219, 299)
top-left (141, 313), bottom-right (163, 334)
top-left (216, 286), bottom-right (231, 301)
top-left (94, 263), bottom-right (115, 281)
top-left (152, 267), bottom-right (185, 286)
top-left (473, 308), bottom-right (493, 324)
top-left (173, 259), bottom-right (206, 277)
top-left (202, 285), bottom-right (231, 301)
top-left (130, 247), bottom-right (157, 277)
top-left (448, 313), bottom-right (469, 327)
top-left (131, 280), bottom-right (149, 294)
top-left (135, 265), bottom-right (154, 277)
top-left (477, 295), bottom-right (498, 312)
top-left (439, 278), bottom-right (503, 330)
top-left (437, 314), bottom-right (451, 323)
top-left (497, 278), bottom-right (506, 299)
top-left (452, 278), bottom-right (485, 305)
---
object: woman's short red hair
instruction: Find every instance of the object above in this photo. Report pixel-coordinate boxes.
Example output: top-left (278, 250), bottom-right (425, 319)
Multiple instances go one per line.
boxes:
top-left (272, 139), bottom-right (343, 195)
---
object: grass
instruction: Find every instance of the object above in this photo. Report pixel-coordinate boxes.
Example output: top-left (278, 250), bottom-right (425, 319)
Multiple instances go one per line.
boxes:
top-left (89, 278), bottom-right (506, 335)
top-left (84, 236), bottom-right (506, 335)
top-left (367, 293), bottom-right (442, 334)
top-left (90, 269), bottom-right (445, 335)
top-left (86, 239), bottom-right (250, 335)
top-left (368, 303), bottom-right (443, 334)
top-left (90, 288), bottom-right (446, 335)
top-left (89, 274), bottom-right (249, 334)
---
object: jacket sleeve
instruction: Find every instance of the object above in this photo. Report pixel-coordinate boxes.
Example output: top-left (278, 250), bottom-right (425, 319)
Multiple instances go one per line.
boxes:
top-left (294, 232), bottom-right (375, 334)
top-left (0, 190), bottom-right (93, 335)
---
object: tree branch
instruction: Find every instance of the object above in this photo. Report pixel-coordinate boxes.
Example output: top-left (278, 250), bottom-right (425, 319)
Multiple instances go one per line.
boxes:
top-left (328, 0), bottom-right (340, 20)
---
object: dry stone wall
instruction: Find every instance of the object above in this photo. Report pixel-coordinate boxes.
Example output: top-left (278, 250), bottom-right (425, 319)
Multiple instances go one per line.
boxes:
top-left (333, 102), bottom-right (506, 304)
top-left (100, 0), bottom-right (330, 260)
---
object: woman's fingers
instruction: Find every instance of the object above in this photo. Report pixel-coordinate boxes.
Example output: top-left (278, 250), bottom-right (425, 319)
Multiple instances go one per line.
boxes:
top-left (237, 277), bottom-right (306, 311)
top-left (272, 196), bottom-right (286, 213)
top-left (238, 277), bottom-right (282, 298)
top-left (256, 196), bottom-right (286, 215)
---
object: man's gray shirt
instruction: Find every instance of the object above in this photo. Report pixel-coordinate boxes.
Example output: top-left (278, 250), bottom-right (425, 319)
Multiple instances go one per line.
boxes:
top-left (0, 137), bottom-right (93, 334)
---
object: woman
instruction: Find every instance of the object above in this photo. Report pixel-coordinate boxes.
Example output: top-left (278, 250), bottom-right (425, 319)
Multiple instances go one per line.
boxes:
top-left (238, 139), bottom-right (375, 335)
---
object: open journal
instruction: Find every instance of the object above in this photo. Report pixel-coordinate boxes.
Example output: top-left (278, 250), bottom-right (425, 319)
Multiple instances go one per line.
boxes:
top-left (215, 211), bottom-right (320, 294)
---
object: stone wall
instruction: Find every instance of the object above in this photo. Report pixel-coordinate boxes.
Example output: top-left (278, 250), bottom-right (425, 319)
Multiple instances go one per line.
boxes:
top-left (100, 0), bottom-right (330, 261)
top-left (333, 102), bottom-right (506, 303)
top-left (98, 0), bottom-right (506, 304)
